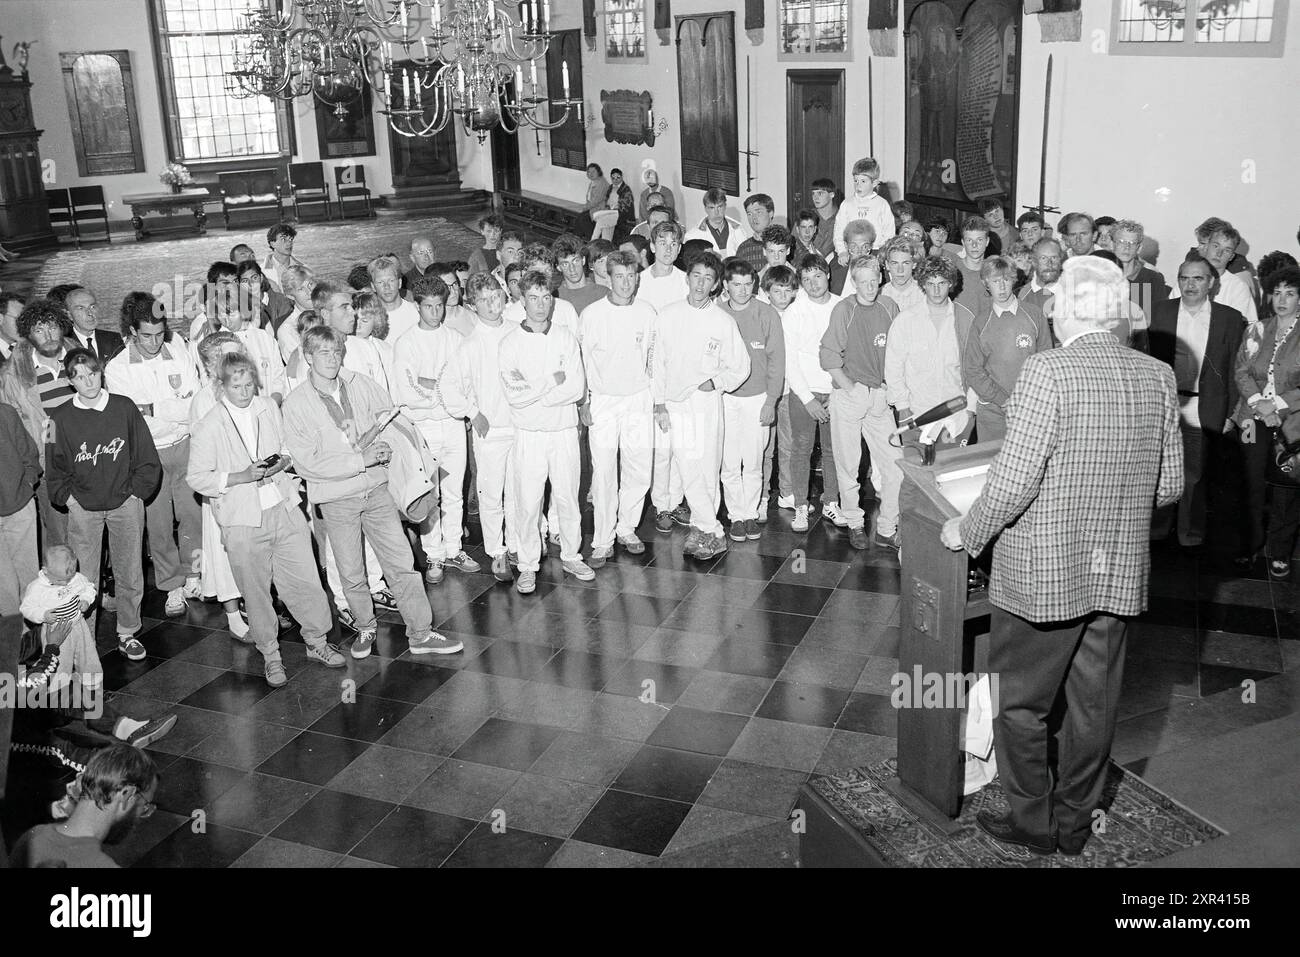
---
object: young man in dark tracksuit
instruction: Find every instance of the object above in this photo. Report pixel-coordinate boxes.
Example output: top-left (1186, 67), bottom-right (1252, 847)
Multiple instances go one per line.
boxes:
top-left (0, 401), bottom-right (40, 617)
top-left (46, 349), bottom-right (160, 660)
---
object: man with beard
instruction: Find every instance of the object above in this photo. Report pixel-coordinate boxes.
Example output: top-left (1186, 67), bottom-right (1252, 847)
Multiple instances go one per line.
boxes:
top-left (1020, 238), bottom-right (1064, 341)
top-left (0, 299), bottom-right (80, 546)
top-left (10, 745), bottom-right (160, 867)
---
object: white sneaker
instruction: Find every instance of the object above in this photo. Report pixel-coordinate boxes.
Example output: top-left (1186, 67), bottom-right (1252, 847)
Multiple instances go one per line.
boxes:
top-left (791, 504), bottom-right (810, 532)
top-left (823, 502), bottom-right (849, 528)
top-left (776, 494), bottom-right (795, 510)
top-left (562, 559), bottom-right (596, 581)
top-left (408, 631), bottom-right (464, 655)
top-left (164, 587), bottom-right (186, 617)
top-left (182, 578), bottom-right (203, 600)
top-left (516, 570), bottom-right (537, 594)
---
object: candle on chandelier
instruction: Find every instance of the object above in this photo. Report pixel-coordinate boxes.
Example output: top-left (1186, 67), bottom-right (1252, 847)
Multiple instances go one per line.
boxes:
top-left (530, 58), bottom-right (537, 88)
top-left (421, 37), bottom-right (428, 59)
top-left (515, 65), bottom-right (524, 100)
top-left (648, 106), bottom-right (654, 127)
top-left (384, 70), bottom-right (391, 103)
top-left (524, 1), bottom-right (533, 33)
top-left (402, 68), bottom-right (410, 105)
top-left (384, 41), bottom-right (392, 67)
top-left (400, 0), bottom-right (408, 32)
top-left (415, 72), bottom-right (423, 108)
top-left (562, 60), bottom-right (570, 98)
top-left (432, 0), bottom-right (441, 30)
top-left (543, 0), bottom-right (550, 31)
top-left (458, 67), bottom-right (465, 99)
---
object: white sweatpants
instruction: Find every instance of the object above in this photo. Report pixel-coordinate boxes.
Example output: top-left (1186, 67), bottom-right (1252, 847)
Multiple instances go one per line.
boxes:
top-left (513, 427), bottom-right (582, 572)
top-left (721, 392), bottom-right (772, 522)
top-left (651, 415), bottom-right (684, 511)
top-left (589, 389), bottom-right (654, 549)
top-left (829, 382), bottom-right (902, 535)
top-left (666, 389), bottom-right (725, 537)
top-left (415, 417), bottom-right (467, 562)
top-left (474, 426), bottom-right (518, 558)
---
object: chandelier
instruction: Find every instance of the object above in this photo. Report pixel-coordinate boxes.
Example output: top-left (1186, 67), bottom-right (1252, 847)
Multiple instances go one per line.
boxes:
top-left (227, 1), bottom-right (584, 142)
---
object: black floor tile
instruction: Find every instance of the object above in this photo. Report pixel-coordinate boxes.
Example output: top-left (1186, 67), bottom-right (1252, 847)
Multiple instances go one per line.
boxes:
top-left (773, 556), bottom-right (849, 589)
top-left (837, 563), bottom-right (902, 595)
top-left (133, 822), bottom-right (260, 868)
top-left (180, 669), bottom-right (279, 715)
top-left (460, 639), bottom-right (557, 680)
top-left (358, 659), bottom-right (458, 704)
top-left (534, 648), bottom-right (628, 692)
top-left (1139, 595), bottom-right (1197, 628)
top-left (595, 593), bottom-right (682, 628)
top-left (1198, 601), bottom-right (1278, 638)
top-left (611, 744), bottom-right (722, 803)
top-left (706, 552), bottom-right (785, 581)
top-left (154, 756), bottom-right (248, 815)
top-left (751, 582), bottom-right (833, 617)
top-left (205, 772), bottom-right (320, 834)
top-left (836, 692), bottom-right (898, 737)
top-left (571, 789), bottom-right (692, 857)
top-left (101, 654), bottom-right (161, 693)
top-left (270, 788), bottom-right (395, 854)
top-left (726, 608), bottom-right (815, 646)
top-left (350, 805), bottom-right (477, 867)
top-left (646, 706), bottom-right (750, 756)
top-left (602, 660), bottom-right (700, 705)
top-left (452, 717), bottom-right (563, 771)
top-left (256, 730), bottom-right (371, 785)
top-left (704, 638), bottom-right (797, 679)
top-left (755, 680), bottom-right (852, 729)
top-left (139, 621), bottom-right (220, 658)
top-left (1198, 663), bottom-right (1277, 697)
top-left (310, 694), bottom-right (417, 743)
top-left (441, 821), bottom-right (562, 867)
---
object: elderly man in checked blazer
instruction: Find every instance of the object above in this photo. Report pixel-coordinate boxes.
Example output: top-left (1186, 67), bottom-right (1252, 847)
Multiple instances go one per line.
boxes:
top-left (941, 257), bottom-right (1183, 856)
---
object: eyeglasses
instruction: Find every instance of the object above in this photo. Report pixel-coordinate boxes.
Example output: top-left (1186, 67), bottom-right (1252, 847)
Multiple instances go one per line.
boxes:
top-left (1113, 239), bottom-right (1141, 250)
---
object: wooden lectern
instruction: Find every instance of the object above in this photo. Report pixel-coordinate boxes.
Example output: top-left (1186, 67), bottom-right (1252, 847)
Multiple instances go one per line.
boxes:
top-left (888, 440), bottom-right (1001, 829)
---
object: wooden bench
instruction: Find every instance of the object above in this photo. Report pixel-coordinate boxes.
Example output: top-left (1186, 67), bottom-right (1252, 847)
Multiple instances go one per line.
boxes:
top-left (500, 188), bottom-right (589, 240)
top-left (218, 167), bottom-right (285, 228)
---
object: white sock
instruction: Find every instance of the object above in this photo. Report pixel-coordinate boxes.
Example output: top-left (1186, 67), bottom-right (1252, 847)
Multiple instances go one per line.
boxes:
top-left (114, 716), bottom-right (147, 740)
top-left (227, 611), bottom-right (249, 638)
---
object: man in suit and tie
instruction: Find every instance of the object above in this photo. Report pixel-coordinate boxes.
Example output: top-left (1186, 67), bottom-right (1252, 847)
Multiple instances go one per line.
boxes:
top-left (1148, 254), bottom-right (1245, 548)
top-left (941, 256), bottom-right (1183, 856)
top-left (65, 287), bottom-right (124, 365)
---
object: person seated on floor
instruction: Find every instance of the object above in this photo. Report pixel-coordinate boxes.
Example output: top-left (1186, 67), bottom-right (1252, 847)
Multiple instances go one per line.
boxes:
top-left (10, 744), bottom-right (160, 868)
top-left (261, 223), bottom-right (304, 294)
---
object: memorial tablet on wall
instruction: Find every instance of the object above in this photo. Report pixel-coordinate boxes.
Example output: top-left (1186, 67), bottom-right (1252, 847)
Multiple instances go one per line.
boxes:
top-left (315, 82), bottom-right (377, 158)
top-left (601, 90), bottom-right (655, 146)
top-left (60, 51), bottom-right (146, 176)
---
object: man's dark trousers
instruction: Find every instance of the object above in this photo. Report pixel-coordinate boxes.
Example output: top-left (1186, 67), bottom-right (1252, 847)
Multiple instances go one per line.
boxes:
top-left (989, 607), bottom-right (1128, 844)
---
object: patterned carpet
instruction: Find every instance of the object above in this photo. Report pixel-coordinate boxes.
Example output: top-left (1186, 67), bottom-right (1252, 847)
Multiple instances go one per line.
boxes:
top-left (30, 215), bottom-right (483, 324)
top-left (807, 758), bottom-right (1226, 867)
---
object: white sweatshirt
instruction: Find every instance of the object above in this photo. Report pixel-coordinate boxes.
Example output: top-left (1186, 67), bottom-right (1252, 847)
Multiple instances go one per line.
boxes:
top-left (504, 297), bottom-right (579, 336)
top-left (391, 323), bottom-right (463, 423)
top-left (344, 334), bottom-right (393, 395)
top-left (497, 323), bottom-right (586, 431)
top-left (444, 304), bottom-right (478, 338)
top-left (833, 190), bottom-right (895, 258)
top-left (636, 268), bottom-right (688, 313)
top-left (104, 342), bottom-right (201, 449)
top-left (783, 292), bottom-right (841, 403)
top-left (385, 298), bottom-right (422, 343)
top-left (577, 297), bottom-right (657, 397)
top-left (652, 299), bottom-right (751, 403)
top-left (442, 319), bottom-right (518, 429)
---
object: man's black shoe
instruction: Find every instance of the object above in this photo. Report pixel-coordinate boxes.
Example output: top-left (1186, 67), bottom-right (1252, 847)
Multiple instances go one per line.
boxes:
top-left (975, 810), bottom-right (1055, 855)
top-left (1056, 831), bottom-right (1088, 856)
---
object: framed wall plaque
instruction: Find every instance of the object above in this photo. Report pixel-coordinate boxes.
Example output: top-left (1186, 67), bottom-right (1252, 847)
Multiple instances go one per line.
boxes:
top-left (314, 81), bottom-right (377, 158)
top-left (600, 90), bottom-right (656, 146)
top-left (60, 50), bottom-right (146, 176)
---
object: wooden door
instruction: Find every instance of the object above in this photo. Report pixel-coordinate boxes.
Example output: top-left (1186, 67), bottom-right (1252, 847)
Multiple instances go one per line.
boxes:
top-left (490, 81), bottom-right (521, 193)
top-left (387, 61), bottom-right (461, 189)
top-left (786, 70), bottom-right (844, 224)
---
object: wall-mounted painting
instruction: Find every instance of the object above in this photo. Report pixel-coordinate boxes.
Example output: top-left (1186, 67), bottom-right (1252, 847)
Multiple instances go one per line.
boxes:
top-left (59, 50), bottom-right (146, 176)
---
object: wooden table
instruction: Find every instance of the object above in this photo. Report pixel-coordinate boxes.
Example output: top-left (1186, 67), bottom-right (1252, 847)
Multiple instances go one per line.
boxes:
top-left (121, 188), bottom-right (211, 240)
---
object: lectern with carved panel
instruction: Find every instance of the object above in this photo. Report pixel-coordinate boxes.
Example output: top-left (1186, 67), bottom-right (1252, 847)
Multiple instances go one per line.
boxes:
top-left (0, 63), bottom-right (55, 249)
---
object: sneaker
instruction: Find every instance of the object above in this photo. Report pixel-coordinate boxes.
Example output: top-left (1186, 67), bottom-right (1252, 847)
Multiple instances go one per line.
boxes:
top-left (125, 714), bottom-right (178, 749)
top-left (351, 629), bottom-right (377, 659)
top-left (408, 631), bottom-right (465, 655)
top-left (682, 528), bottom-right (704, 555)
top-left (182, 577), bottom-right (203, 600)
top-left (562, 558), bottom-right (596, 581)
top-left (444, 551), bottom-right (482, 573)
top-left (264, 658), bottom-right (288, 687)
top-left (425, 559), bottom-right (445, 584)
top-left (671, 503), bottom-right (692, 526)
top-left (516, 570), bottom-right (537, 594)
top-left (277, 612), bottom-right (294, 633)
top-left (776, 494), bottom-right (795, 510)
top-left (744, 519), bottom-right (761, 541)
top-left (305, 642), bottom-right (346, 668)
top-left (694, 533), bottom-right (729, 559)
top-left (874, 530), bottom-right (901, 551)
top-left (589, 545), bottom-right (613, 569)
top-left (467, 496), bottom-right (480, 516)
top-left (337, 607), bottom-right (359, 633)
top-left (655, 510), bottom-right (674, 533)
top-left (370, 589), bottom-right (398, 611)
top-left (492, 554), bottom-right (513, 582)
top-left (729, 520), bottom-right (747, 542)
top-left (1269, 560), bottom-right (1291, 580)
top-left (823, 503), bottom-right (849, 528)
top-left (616, 534), bottom-right (646, 555)
top-left (164, 587), bottom-right (186, 618)
top-left (848, 526), bottom-right (869, 550)
top-left (20, 649), bottom-right (60, 689)
top-left (118, 635), bottom-right (146, 661)
top-left (791, 504), bottom-right (810, 533)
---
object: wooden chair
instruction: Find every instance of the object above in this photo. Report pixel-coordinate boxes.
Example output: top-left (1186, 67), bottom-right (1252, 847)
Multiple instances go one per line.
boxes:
top-left (69, 185), bottom-right (112, 243)
top-left (288, 161), bottom-right (331, 221)
top-left (334, 164), bottom-right (374, 219)
top-left (45, 188), bottom-right (77, 245)
top-left (218, 168), bottom-right (284, 227)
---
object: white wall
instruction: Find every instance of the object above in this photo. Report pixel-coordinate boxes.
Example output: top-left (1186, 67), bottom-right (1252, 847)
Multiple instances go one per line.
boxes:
top-left (503, 0), bottom-right (1295, 268)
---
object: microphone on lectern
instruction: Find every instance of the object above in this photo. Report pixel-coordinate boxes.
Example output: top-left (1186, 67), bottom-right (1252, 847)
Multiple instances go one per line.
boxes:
top-left (893, 396), bottom-right (967, 436)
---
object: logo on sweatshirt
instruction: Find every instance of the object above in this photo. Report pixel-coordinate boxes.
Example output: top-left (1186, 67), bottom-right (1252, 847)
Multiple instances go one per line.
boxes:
top-left (73, 437), bottom-right (126, 466)
top-left (1016, 334), bottom-right (1033, 350)
top-left (874, 333), bottom-right (888, 348)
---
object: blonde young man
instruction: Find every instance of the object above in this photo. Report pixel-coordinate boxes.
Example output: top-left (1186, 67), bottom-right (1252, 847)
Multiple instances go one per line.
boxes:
top-left (370, 253), bottom-right (421, 343)
top-left (443, 274), bottom-right (521, 582)
top-left (391, 275), bottom-right (479, 583)
top-left (878, 236), bottom-right (925, 314)
top-left (578, 250), bottom-right (657, 568)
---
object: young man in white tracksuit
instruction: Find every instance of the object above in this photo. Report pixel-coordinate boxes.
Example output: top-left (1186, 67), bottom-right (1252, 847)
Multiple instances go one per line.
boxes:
top-left (820, 255), bottom-right (903, 551)
top-left (498, 270), bottom-right (593, 595)
top-left (391, 275), bottom-right (480, 583)
top-left (578, 250), bottom-right (657, 569)
top-left (652, 251), bottom-right (751, 560)
top-left (718, 259), bottom-right (785, 543)
top-left (640, 221), bottom-right (689, 532)
top-left (443, 273), bottom-right (520, 583)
